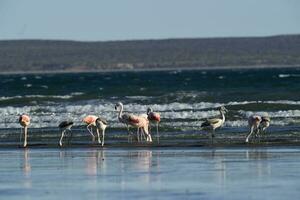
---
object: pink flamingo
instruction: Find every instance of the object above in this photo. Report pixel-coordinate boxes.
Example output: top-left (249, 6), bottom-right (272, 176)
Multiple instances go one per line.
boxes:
top-left (115, 102), bottom-right (152, 143)
top-left (147, 107), bottom-right (161, 143)
top-left (19, 114), bottom-right (30, 147)
top-left (83, 115), bottom-right (98, 142)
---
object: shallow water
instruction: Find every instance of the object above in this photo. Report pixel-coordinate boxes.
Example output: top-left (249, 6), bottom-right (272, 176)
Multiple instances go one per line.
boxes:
top-left (1, 147), bottom-right (300, 200)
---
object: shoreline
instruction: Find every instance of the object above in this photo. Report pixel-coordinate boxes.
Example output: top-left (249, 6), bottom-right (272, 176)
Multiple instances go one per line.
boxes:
top-left (0, 64), bottom-right (300, 75)
top-left (1, 140), bottom-right (300, 149)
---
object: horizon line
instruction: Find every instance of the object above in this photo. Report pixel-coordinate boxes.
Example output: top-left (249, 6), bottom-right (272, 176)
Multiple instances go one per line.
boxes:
top-left (0, 33), bottom-right (299, 43)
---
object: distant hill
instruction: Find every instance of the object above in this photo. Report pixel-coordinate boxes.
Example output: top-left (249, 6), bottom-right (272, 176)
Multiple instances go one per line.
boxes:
top-left (0, 35), bottom-right (300, 73)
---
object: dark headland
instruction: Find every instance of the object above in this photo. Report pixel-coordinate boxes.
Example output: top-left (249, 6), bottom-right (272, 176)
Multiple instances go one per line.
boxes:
top-left (0, 34), bottom-right (300, 73)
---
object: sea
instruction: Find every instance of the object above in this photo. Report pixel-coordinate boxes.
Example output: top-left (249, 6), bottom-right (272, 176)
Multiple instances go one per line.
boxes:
top-left (0, 67), bottom-right (300, 145)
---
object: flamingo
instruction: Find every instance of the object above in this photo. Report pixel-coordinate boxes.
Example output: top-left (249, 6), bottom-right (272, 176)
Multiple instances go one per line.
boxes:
top-left (115, 102), bottom-right (152, 143)
top-left (95, 117), bottom-right (108, 146)
top-left (19, 114), bottom-right (30, 147)
top-left (83, 115), bottom-right (98, 142)
top-left (58, 120), bottom-right (74, 147)
top-left (147, 107), bottom-right (161, 143)
top-left (245, 115), bottom-right (262, 143)
top-left (200, 106), bottom-right (228, 143)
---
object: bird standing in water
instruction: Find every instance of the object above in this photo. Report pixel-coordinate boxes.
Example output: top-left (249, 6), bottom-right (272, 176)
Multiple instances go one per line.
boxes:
top-left (19, 114), bottom-right (30, 147)
top-left (147, 107), bottom-right (161, 143)
top-left (83, 115), bottom-right (98, 142)
top-left (95, 117), bottom-right (108, 146)
top-left (200, 106), bottom-right (228, 143)
top-left (58, 120), bottom-right (74, 147)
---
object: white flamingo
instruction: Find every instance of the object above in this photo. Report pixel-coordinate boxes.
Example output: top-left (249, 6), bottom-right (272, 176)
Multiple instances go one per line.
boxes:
top-left (95, 117), bottom-right (108, 146)
top-left (200, 106), bottom-right (228, 143)
top-left (115, 102), bottom-right (152, 143)
top-left (58, 120), bottom-right (74, 147)
top-left (19, 114), bottom-right (30, 147)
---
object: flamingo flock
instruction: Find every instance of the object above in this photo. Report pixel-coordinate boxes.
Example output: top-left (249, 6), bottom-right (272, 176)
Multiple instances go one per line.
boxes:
top-left (17, 103), bottom-right (271, 148)
top-left (115, 102), bottom-right (152, 143)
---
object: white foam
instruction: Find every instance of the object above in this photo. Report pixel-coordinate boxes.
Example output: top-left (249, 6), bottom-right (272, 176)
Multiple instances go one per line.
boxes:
top-left (0, 101), bottom-right (299, 129)
top-left (263, 100), bottom-right (300, 105)
top-left (24, 84), bottom-right (32, 88)
top-left (0, 93), bottom-right (84, 101)
top-left (279, 74), bottom-right (300, 78)
top-left (239, 110), bottom-right (300, 118)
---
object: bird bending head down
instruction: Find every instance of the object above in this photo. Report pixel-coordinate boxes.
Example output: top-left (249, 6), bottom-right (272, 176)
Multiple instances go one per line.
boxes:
top-left (260, 116), bottom-right (271, 131)
top-left (18, 114), bottom-right (31, 147)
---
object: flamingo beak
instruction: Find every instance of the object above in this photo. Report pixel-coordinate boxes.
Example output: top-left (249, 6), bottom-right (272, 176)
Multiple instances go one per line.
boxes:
top-left (114, 106), bottom-right (117, 110)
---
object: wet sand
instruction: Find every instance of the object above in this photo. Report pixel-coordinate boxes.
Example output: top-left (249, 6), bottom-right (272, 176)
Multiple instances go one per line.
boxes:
top-left (1, 147), bottom-right (300, 200)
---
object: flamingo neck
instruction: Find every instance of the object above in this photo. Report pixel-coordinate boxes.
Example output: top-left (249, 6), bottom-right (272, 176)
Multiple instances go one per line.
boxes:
top-left (118, 104), bottom-right (123, 120)
top-left (220, 111), bottom-right (225, 123)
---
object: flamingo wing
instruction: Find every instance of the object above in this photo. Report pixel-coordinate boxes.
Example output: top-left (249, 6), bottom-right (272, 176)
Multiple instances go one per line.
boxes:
top-left (97, 117), bottom-right (108, 125)
top-left (201, 118), bottom-right (220, 127)
top-left (59, 121), bottom-right (74, 128)
top-left (83, 115), bottom-right (97, 124)
top-left (128, 114), bottom-right (140, 124)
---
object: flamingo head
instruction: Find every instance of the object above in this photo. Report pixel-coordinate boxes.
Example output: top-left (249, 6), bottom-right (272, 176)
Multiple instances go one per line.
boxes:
top-left (115, 102), bottom-right (123, 110)
top-left (219, 106), bottom-right (228, 113)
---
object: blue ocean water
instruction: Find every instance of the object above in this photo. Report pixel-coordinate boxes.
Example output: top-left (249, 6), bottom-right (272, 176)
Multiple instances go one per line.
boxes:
top-left (0, 68), bottom-right (300, 144)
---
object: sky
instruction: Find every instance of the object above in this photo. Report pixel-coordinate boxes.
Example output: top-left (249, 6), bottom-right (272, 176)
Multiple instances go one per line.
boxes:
top-left (0, 0), bottom-right (299, 41)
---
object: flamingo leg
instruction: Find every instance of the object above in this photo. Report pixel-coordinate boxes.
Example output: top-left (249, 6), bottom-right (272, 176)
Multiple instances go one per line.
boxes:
top-left (87, 124), bottom-right (95, 141)
top-left (96, 128), bottom-right (101, 144)
top-left (67, 129), bottom-right (72, 145)
top-left (210, 129), bottom-right (215, 145)
top-left (20, 127), bottom-right (23, 146)
top-left (140, 128), bottom-right (144, 142)
top-left (246, 126), bottom-right (254, 143)
top-left (144, 126), bottom-right (152, 142)
top-left (23, 126), bottom-right (28, 147)
top-left (156, 123), bottom-right (160, 144)
top-left (126, 125), bottom-right (132, 143)
top-left (59, 130), bottom-right (66, 147)
top-left (137, 128), bottom-right (140, 142)
top-left (255, 128), bottom-right (261, 143)
top-left (140, 128), bottom-right (146, 141)
top-left (101, 128), bottom-right (105, 147)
